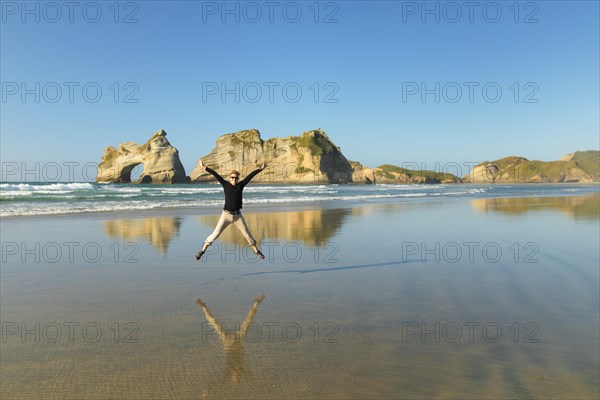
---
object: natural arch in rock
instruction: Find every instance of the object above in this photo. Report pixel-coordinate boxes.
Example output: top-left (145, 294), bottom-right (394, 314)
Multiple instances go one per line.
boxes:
top-left (96, 129), bottom-right (187, 184)
top-left (118, 162), bottom-right (143, 183)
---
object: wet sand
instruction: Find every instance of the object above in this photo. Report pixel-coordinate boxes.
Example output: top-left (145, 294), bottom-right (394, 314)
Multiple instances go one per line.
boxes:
top-left (1, 194), bottom-right (599, 399)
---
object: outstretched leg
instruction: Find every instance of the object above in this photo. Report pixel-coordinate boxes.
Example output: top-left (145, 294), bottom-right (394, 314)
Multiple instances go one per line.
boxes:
top-left (239, 294), bottom-right (266, 339)
top-left (196, 298), bottom-right (227, 343)
top-left (196, 212), bottom-right (232, 260)
top-left (232, 214), bottom-right (265, 260)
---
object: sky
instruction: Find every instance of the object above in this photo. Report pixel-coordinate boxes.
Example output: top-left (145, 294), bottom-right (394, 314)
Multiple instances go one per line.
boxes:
top-left (1, 0), bottom-right (599, 181)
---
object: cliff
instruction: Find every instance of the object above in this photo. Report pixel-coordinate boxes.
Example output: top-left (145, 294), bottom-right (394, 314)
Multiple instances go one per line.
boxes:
top-left (463, 151), bottom-right (599, 183)
top-left (96, 129), bottom-right (187, 183)
top-left (189, 129), bottom-right (354, 183)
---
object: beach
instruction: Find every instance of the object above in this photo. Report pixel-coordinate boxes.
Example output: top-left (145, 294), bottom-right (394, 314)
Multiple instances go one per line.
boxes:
top-left (1, 190), bottom-right (599, 399)
top-left (3, 0), bottom-right (599, 397)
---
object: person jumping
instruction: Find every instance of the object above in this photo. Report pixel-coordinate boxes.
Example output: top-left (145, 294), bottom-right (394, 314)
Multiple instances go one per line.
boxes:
top-left (195, 159), bottom-right (268, 261)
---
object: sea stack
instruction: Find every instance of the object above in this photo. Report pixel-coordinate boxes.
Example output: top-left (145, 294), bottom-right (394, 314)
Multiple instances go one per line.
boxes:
top-left (96, 129), bottom-right (187, 184)
top-left (189, 129), bottom-right (354, 184)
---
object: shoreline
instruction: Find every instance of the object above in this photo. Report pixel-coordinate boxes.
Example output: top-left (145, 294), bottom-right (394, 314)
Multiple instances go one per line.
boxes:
top-left (3, 181), bottom-right (600, 185)
top-left (0, 197), bottom-right (439, 221)
top-left (1, 191), bottom-right (598, 222)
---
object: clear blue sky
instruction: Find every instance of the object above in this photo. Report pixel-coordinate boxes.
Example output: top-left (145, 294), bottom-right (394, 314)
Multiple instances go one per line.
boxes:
top-left (1, 0), bottom-right (599, 179)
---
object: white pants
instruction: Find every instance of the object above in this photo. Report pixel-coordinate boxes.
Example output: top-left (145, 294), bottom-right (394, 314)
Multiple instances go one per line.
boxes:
top-left (204, 211), bottom-right (256, 246)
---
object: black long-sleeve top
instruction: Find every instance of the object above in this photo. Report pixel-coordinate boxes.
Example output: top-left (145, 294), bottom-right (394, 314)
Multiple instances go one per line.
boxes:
top-left (205, 167), bottom-right (263, 212)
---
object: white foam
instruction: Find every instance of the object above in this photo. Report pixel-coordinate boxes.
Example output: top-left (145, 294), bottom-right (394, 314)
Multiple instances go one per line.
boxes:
top-left (0, 183), bottom-right (95, 191)
top-left (0, 183), bottom-right (496, 217)
top-left (0, 190), bottom-right (34, 197)
top-left (98, 186), bottom-right (143, 193)
top-left (159, 187), bottom-right (222, 194)
top-left (0, 199), bottom-right (222, 217)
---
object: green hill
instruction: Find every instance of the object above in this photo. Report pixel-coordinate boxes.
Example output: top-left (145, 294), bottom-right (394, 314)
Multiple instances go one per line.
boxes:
top-left (465, 150), bottom-right (599, 183)
top-left (373, 164), bottom-right (461, 183)
top-left (568, 150), bottom-right (600, 179)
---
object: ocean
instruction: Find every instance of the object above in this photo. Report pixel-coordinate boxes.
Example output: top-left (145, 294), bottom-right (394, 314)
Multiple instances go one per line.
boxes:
top-left (1, 182), bottom-right (598, 217)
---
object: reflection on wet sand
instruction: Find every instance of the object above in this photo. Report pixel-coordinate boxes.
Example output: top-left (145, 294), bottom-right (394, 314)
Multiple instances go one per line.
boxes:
top-left (196, 295), bottom-right (265, 398)
top-left (471, 194), bottom-right (600, 219)
top-left (197, 208), bottom-right (351, 245)
top-left (103, 217), bottom-right (182, 253)
top-left (2, 194), bottom-right (598, 399)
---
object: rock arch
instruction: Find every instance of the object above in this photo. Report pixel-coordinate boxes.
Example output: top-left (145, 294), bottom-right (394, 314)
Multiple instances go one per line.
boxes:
top-left (118, 162), bottom-right (143, 183)
top-left (96, 130), bottom-right (187, 184)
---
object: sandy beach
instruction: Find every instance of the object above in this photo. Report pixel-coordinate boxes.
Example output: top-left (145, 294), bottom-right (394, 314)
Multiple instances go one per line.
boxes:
top-left (1, 194), bottom-right (599, 399)
top-left (3, 0), bottom-right (598, 397)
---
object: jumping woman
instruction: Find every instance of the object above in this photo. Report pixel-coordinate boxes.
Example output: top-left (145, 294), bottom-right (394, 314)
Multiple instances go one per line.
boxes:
top-left (195, 159), bottom-right (268, 261)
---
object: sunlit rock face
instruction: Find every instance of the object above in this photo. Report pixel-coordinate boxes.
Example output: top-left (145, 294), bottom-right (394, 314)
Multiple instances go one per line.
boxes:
top-left (189, 129), bottom-right (354, 184)
top-left (96, 129), bottom-right (187, 184)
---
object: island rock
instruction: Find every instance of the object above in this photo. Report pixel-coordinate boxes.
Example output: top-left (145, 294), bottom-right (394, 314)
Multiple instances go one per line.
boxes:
top-left (96, 129), bottom-right (187, 183)
top-left (350, 161), bottom-right (377, 184)
top-left (189, 129), bottom-right (354, 184)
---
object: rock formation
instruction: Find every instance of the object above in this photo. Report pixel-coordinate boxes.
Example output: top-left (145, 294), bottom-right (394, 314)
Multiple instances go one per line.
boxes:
top-left (463, 151), bottom-right (599, 183)
top-left (189, 129), bottom-right (354, 184)
top-left (96, 129), bottom-right (187, 183)
top-left (351, 162), bottom-right (461, 184)
top-left (350, 161), bottom-right (377, 184)
top-left (95, 128), bottom-right (598, 185)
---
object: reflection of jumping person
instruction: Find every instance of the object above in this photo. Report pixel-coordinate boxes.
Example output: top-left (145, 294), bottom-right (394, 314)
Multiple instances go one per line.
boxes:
top-left (195, 159), bottom-right (268, 261)
top-left (196, 294), bottom-right (265, 396)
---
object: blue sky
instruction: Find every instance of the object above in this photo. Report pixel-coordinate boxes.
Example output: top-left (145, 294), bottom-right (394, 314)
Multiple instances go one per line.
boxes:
top-left (1, 0), bottom-right (599, 180)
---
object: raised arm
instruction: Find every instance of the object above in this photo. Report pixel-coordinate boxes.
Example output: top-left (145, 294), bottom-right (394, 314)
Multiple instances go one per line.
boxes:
top-left (199, 159), bottom-right (227, 186)
top-left (205, 167), bottom-right (227, 186)
top-left (240, 161), bottom-right (268, 186)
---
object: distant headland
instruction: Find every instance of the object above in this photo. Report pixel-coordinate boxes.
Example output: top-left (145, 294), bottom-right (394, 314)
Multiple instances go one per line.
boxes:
top-left (95, 129), bottom-right (599, 184)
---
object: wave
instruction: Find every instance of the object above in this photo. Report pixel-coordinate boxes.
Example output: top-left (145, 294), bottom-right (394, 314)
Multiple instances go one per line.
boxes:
top-left (0, 190), bottom-right (33, 197)
top-left (0, 199), bottom-right (216, 217)
top-left (245, 193), bottom-right (429, 204)
top-left (98, 186), bottom-right (143, 193)
top-left (2, 182), bottom-right (596, 218)
top-left (157, 187), bottom-right (223, 194)
top-left (0, 183), bottom-right (95, 191)
top-left (0, 190), bottom-right (479, 217)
